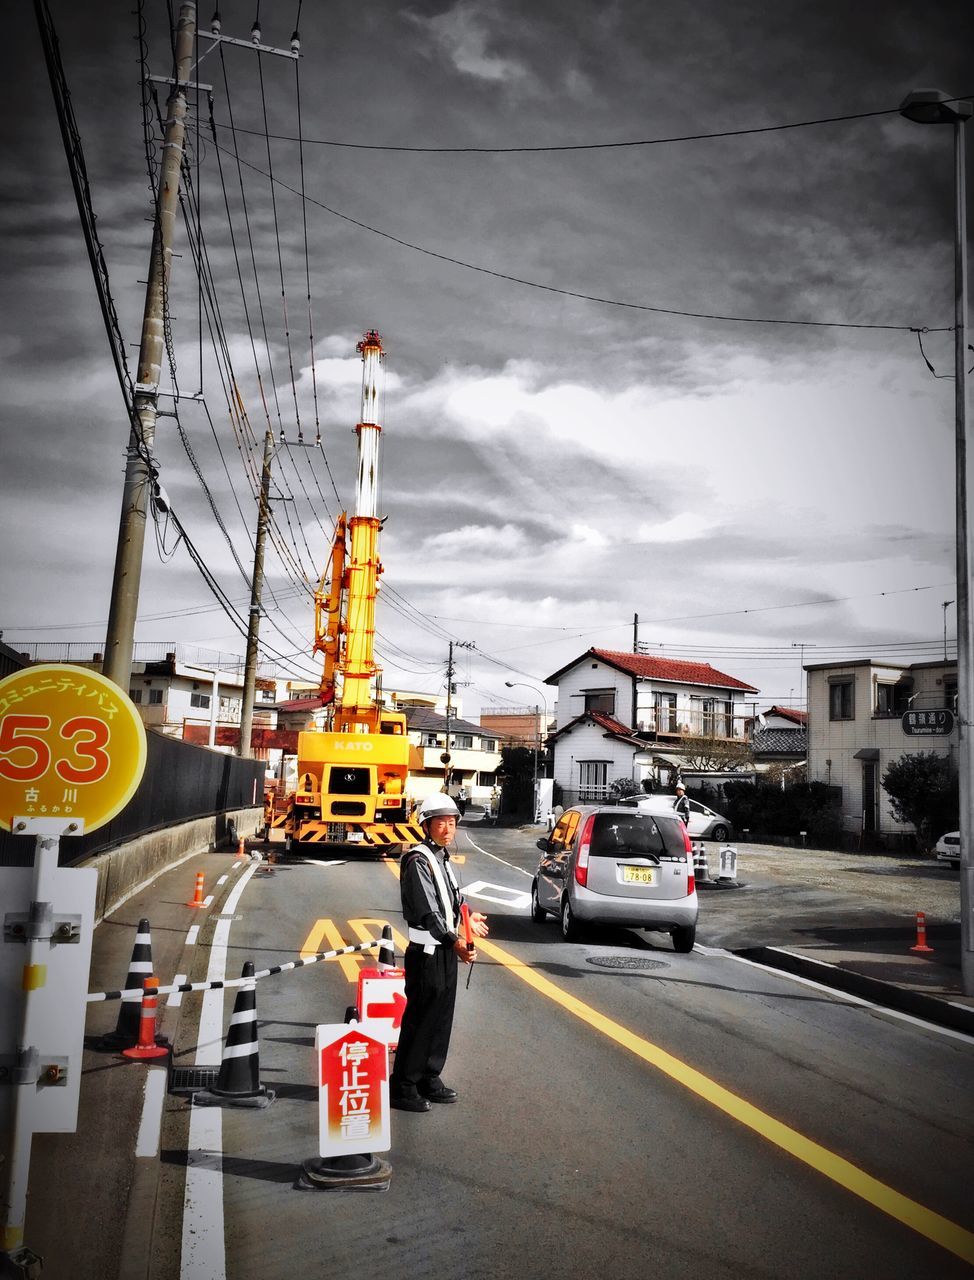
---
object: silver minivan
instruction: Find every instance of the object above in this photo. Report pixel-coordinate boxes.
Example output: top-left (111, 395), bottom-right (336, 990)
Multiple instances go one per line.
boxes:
top-left (530, 804), bottom-right (698, 951)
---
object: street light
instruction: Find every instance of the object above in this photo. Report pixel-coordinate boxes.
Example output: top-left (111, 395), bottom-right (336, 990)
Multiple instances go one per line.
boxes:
top-left (899, 88), bottom-right (973, 993)
top-left (505, 680), bottom-right (549, 822)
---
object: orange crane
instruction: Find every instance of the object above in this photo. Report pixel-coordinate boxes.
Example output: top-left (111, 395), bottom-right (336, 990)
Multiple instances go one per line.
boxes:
top-left (282, 331), bottom-right (424, 855)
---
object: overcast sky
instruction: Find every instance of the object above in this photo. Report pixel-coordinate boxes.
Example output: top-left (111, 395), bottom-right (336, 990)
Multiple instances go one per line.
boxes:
top-left (1, 0), bottom-right (971, 719)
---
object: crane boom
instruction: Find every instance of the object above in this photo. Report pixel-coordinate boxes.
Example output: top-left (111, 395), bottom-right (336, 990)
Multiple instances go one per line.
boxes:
top-left (282, 331), bottom-right (423, 857)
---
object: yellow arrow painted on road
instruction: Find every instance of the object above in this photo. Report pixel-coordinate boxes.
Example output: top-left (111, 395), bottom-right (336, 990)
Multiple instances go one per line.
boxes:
top-left (384, 859), bottom-right (974, 1265)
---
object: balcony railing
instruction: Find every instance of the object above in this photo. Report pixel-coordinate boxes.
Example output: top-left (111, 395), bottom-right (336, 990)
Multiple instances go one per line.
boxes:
top-left (637, 708), bottom-right (745, 739)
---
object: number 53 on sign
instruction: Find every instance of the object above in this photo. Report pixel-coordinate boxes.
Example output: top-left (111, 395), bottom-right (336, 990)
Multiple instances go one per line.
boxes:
top-left (0, 664), bottom-right (147, 833)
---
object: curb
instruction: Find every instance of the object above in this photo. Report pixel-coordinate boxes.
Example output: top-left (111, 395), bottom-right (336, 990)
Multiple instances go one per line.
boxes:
top-left (736, 945), bottom-right (974, 1038)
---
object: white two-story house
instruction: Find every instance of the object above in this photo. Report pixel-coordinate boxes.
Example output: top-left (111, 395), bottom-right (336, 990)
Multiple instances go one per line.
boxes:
top-left (545, 647), bottom-right (759, 806)
top-left (805, 657), bottom-right (958, 839)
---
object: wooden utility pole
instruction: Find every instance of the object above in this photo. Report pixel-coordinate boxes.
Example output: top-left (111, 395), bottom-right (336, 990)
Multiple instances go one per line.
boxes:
top-left (102, 3), bottom-right (197, 689)
top-left (238, 428), bottom-right (275, 757)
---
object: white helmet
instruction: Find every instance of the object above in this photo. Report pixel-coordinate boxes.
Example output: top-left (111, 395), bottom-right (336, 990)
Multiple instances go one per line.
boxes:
top-left (416, 794), bottom-right (460, 825)
top-left (675, 782), bottom-right (686, 792)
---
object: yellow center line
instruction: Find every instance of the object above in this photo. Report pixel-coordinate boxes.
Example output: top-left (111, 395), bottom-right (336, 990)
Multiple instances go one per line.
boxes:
top-left (384, 858), bottom-right (973, 1264)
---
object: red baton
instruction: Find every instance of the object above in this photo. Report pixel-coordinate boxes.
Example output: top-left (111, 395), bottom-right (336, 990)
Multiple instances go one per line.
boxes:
top-left (460, 903), bottom-right (474, 952)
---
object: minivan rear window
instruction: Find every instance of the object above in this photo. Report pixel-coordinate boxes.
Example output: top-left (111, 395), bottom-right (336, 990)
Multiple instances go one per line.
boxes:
top-left (589, 813), bottom-right (666, 857)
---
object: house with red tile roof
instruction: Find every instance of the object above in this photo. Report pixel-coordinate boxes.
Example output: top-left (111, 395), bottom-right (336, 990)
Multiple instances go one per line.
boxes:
top-left (544, 647), bottom-right (759, 804)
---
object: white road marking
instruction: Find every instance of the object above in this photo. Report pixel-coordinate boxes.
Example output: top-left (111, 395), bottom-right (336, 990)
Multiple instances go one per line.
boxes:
top-left (702, 946), bottom-right (974, 1045)
top-left (185, 925), bottom-right (199, 946)
top-left (461, 879), bottom-right (531, 909)
top-left (203, 894), bottom-right (214, 907)
top-left (460, 831), bottom-right (533, 876)
top-left (181, 861), bottom-right (258, 1280)
top-left (216, 875), bottom-right (228, 886)
top-left (299, 858), bottom-right (347, 867)
top-left (135, 1066), bottom-right (167, 1157)
top-left (168, 973), bottom-right (187, 1008)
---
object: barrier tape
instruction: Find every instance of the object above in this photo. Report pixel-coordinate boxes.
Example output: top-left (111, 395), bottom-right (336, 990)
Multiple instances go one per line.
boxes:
top-left (86, 938), bottom-right (381, 1003)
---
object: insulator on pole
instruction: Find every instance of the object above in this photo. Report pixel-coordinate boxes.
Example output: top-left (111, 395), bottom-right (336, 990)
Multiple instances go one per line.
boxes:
top-left (251, 21), bottom-right (261, 44)
top-left (290, 29), bottom-right (301, 53)
top-left (210, 10), bottom-right (222, 35)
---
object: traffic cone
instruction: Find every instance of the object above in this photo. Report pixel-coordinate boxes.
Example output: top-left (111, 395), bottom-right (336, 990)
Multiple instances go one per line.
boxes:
top-left (236, 837), bottom-right (247, 860)
top-left (910, 911), bottom-right (934, 954)
top-left (377, 924), bottom-right (396, 971)
top-left (693, 843), bottom-right (710, 882)
top-left (192, 961), bottom-right (275, 1108)
top-left (121, 976), bottom-right (169, 1060)
top-left (187, 871), bottom-right (206, 908)
top-left (100, 918), bottom-right (154, 1049)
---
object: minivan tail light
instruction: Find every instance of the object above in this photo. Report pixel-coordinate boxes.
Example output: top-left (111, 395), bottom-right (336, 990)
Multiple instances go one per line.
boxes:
top-left (575, 815), bottom-right (596, 887)
top-left (682, 824), bottom-right (695, 893)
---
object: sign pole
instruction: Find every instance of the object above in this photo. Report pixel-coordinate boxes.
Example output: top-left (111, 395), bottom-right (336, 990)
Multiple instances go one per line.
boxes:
top-left (1, 827), bottom-right (76, 1272)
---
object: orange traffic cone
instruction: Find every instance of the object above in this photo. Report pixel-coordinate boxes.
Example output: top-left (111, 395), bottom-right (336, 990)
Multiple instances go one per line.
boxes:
top-left (121, 977), bottom-right (169, 1060)
top-left (187, 871), bottom-right (206, 908)
top-left (910, 911), bottom-right (934, 953)
top-left (236, 838), bottom-right (247, 860)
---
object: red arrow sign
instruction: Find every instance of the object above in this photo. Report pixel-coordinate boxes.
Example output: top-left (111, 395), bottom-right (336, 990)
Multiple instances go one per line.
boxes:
top-left (364, 989), bottom-right (407, 1028)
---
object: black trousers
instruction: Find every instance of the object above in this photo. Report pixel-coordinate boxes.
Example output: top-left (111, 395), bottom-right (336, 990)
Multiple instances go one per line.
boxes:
top-left (390, 943), bottom-right (458, 1090)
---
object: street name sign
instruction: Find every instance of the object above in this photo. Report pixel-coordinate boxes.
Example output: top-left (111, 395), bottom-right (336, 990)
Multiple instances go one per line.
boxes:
top-left (901, 708), bottom-right (955, 737)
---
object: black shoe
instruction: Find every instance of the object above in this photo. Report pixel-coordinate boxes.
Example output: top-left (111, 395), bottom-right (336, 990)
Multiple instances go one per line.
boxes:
top-left (419, 1079), bottom-right (458, 1104)
top-left (390, 1090), bottom-right (431, 1113)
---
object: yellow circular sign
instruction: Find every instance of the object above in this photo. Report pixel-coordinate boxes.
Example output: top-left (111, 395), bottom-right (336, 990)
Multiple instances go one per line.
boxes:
top-left (0, 664), bottom-right (147, 834)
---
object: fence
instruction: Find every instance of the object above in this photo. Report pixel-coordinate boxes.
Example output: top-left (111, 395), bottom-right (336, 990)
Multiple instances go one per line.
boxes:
top-left (0, 729), bottom-right (265, 867)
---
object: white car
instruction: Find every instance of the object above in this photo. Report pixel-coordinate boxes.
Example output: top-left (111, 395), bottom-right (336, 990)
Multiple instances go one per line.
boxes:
top-left (624, 794), bottom-right (733, 843)
top-left (935, 831), bottom-right (961, 867)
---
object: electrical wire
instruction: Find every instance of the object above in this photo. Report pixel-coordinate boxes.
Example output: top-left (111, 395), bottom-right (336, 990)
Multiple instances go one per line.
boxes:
top-left (210, 141), bottom-right (946, 334)
top-left (210, 99), bottom-right (972, 154)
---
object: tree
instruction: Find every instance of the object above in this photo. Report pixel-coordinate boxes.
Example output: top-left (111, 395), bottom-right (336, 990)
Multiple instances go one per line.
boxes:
top-left (608, 776), bottom-right (639, 800)
top-left (678, 734), bottom-right (753, 772)
top-left (881, 753), bottom-right (958, 850)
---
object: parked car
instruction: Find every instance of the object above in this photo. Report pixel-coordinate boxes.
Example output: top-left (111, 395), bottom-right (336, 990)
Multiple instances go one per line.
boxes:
top-left (622, 793), bottom-right (733, 843)
top-left (935, 830), bottom-right (961, 867)
top-left (530, 804), bottom-right (698, 951)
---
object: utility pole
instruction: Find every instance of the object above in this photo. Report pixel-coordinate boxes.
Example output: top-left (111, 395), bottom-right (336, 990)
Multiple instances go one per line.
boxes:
top-left (102, 2), bottom-right (196, 689)
top-left (443, 641), bottom-right (456, 789)
top-left (238, 428), bottom-right (275, 757)
top-left (633, 612), bottom-right (639, 653)
top-left (442, 640), bottom-right (474, 788)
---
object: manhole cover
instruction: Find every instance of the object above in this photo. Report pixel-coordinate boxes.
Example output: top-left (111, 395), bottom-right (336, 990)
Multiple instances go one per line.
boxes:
top-left (586, 955), bottom-right (669, 971)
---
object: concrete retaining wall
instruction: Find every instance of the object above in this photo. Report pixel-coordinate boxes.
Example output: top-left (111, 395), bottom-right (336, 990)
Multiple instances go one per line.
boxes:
top-left (82, 806), bottom-right (263, 924)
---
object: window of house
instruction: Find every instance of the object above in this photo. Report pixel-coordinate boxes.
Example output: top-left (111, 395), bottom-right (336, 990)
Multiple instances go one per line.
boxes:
top-left (578, 760), bottom-right (608, 800)
top-left (452, 734), bottom-right (473, 750)
top-left (259, 688), bottom-right (276, 702)
top-left (190, 692), bottom-right (211, 710)
top-left (584, 689), bottom-right (615, 715)
top-left (129, 688), bottom-right (143, 704)
top-left (421, 732), bottom-right (440, 747)
top-left (148, 688), bottom-right (163, 705)
top-left (875, 682), bottom-right (911, 717)
top-left (653, 692), bottom-right (677, 732)
top-left (944, 678), bottom-right (958, 711)
top-left (828, 679), bottom-right (854, 720)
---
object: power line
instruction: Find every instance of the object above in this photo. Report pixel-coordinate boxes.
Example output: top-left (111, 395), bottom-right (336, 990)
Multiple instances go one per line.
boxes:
top-left (210, 141), bottom-right (945, 334)
top-left (210, 100), bottom-right (945, 154)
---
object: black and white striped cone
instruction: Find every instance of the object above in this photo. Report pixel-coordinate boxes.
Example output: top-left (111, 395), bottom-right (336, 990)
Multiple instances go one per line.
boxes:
top-left (193, 962), bottom-right (275, 1109)
top-left (100, 918), bottom-right (154, 1048)
top-left (693, 843), bottom-right (710, 882)
top-left (377, 924), bottom-right (396, 972)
